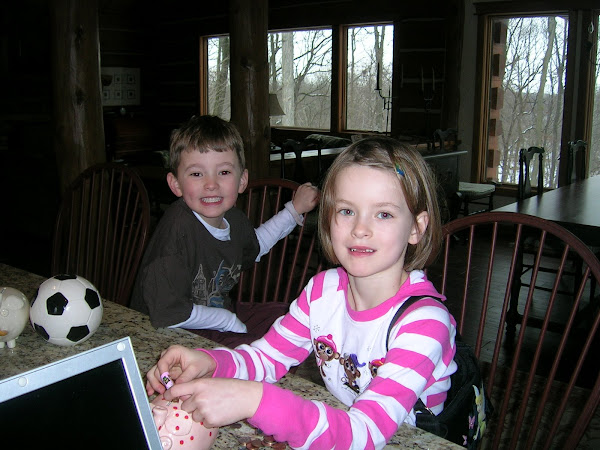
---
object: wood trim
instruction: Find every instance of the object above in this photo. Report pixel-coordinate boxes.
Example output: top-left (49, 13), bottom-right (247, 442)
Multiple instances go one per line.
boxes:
top-left (229, 0), bottom-right (270, 178)
top-left (390, 17), bottom-right (401, 137)
top-left (442, 0), bottom-right (465, 130)
top-left (473, 1), bottom-right (598, 16)
top-left (580, 11), bottom-right (599, 141)
top-left (198, 36), bottom-right (209, 115)
top-left (559, 10), bottom-right (580, 186)
top-left (470, 14), bottom-right (492, 182)
top-left (331, 25), bottom-right (344, 133)
top-left (52, 0), bottom-right (105, 193)
top-left (559, 9), bottom-right (598, 184)
top-left (472, 7), bottom-right (598, 185)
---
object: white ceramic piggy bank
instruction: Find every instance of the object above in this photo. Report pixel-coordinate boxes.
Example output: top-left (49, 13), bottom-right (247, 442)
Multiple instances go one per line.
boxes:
top-left (151, 395), bottom-right (219, 450)
top-left (0, 287), bottom-right (30, 349)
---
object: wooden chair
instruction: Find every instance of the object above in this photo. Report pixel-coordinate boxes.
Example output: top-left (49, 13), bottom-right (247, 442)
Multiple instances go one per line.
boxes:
top-left (566, 140), bottom-right (597, 298)
top-left (456, 181), bottom-right (496, 216)
top-left (192, 178), bottom-right (326, 348)
top-left (428, 211), bottom-right (600, 449)
top-left (51, 163), bottom-right (151, 306)
top-left (518, 146), bottom-right (544, 199)
top-left (279, 139), bottom-right (306, 182)
top-left (567, 140), bottom-right (587, 185)
top-left (515, 145), bottom-right (570, 298)
top-left (514, 144), bottom-right (585, 316)
top-left (236, 178), bottom-right (323, 304)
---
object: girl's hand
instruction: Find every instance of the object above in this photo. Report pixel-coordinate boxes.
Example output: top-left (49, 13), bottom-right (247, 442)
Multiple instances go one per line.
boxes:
top-left (292, 183), bottom-right (320, 215)
top-left (164, 378), bottom-right (263, 428)
top-left (146, 345), bottom-right (216, 396)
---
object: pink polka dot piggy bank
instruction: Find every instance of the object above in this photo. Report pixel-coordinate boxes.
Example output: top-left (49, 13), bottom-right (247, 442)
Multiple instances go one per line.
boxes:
top-left (151, 395), bottom-right (219, 450)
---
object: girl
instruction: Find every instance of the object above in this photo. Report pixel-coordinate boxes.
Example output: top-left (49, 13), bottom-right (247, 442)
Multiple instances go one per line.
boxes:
top-left (146, 136), bottom-right (457, 449)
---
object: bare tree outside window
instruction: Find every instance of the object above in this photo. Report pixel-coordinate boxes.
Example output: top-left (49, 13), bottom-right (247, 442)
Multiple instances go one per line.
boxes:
top-left (207, 36), bottom-right (231, 120)
top-left (209, 31), bottom-right (333, 129)
top-left (207, 26), bottom-right (394, 133)
top-left (346, 25), bottom-right (393, 133)
top-left (268, 29), bottom-right (332, 129)
top-left (491, 16), bottom-right (567, 189)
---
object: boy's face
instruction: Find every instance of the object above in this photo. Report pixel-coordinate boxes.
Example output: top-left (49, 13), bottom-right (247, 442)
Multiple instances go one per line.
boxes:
top-left (167, 149), bottom-right (248, 229)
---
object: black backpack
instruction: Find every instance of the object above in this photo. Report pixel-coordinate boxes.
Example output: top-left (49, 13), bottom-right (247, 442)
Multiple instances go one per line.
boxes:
top-left (386, 296), bottom-right (493, 449)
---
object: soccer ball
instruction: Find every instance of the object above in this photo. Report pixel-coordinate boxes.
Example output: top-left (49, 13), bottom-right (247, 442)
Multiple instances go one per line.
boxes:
top-left (30, 274), bottom-right (103, 346)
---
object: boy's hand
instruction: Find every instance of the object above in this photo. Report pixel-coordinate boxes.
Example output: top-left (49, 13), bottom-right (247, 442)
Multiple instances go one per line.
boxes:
top-left (164, 378), bottom-right (263, 428)
top-left (146, 345), bottom-right (216, 396)
top-left (292, 182), bottom-right (320, 215)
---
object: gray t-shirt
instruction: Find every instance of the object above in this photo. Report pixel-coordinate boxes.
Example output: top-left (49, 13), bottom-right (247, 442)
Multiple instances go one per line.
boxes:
top-left (130, 199), bottom-right (259, 328)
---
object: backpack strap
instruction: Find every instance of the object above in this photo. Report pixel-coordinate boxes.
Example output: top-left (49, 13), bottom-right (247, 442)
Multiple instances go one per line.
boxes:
top-left (385, 295), bottom-right (443, 352)
top-left (385, 295), bottom-right (444, 415)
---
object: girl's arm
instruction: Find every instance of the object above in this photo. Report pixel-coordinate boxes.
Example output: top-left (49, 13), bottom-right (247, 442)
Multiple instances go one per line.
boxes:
top-left (198, 291), bottom-right (455, 448)
top-left (205, 287), bottom-right (316, 382)
top-left (244, 302), bottom-right (455, 449)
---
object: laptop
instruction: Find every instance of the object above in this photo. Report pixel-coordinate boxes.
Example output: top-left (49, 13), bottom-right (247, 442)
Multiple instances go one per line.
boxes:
top-left (0, 337), bottom-right (162, 449)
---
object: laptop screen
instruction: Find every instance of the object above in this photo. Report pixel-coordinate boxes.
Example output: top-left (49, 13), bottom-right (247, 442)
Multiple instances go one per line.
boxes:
top-left (0, 337), bottom-right (162, 449)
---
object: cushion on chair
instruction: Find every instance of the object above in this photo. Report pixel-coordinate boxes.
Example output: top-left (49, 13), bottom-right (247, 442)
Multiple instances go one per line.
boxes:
top-left (458, 182), bottom-right (496, 199)
top-left (305, 134), bottom-right (351, 149)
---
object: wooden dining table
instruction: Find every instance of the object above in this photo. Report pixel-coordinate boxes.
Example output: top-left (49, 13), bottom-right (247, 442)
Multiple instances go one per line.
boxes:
top-left (492, 175), bottom-right (600, 247)
top-left (0, 263), bottom-right (460, 449)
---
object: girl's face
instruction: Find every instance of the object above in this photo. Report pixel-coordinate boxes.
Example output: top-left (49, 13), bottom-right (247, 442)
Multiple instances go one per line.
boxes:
top-left (330, 165), bottom-right (426, 281)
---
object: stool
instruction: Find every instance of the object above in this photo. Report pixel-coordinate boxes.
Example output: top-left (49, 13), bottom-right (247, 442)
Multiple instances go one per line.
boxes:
top-left (457, 182), bottom-right (496, 216)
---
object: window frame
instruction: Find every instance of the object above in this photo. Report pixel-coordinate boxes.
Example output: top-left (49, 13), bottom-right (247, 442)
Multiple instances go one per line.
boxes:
top-left (472, 2), bottom-right (599, 190)
top-left (343, 22), bottom-right (395, 134)
top-left (200, 22), bottom-right (395, 135)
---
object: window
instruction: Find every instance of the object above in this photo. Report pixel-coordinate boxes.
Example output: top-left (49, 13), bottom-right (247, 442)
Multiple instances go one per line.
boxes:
top-left (475, 7), bottom-right (599, 188)
top-left (346, 24), bottom-right (394, 133)
top-left (204, 24), bottom-right (394, 133)
top-left (267, 29), bottom-right (332, 129)
top-left (206, 30), bottom-right (333, 129)
top-left (207, 35), bottom-right (231, 120)
top-left (486, 16), bottom-right (568, 189)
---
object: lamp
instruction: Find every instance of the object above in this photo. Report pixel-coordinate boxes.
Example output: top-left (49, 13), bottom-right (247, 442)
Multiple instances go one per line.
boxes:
top-left (269, 93), bottom-right (285, 116)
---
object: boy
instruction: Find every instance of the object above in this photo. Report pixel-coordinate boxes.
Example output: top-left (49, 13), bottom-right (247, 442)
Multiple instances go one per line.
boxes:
top-left (130, 115), bottom-right (319, 333)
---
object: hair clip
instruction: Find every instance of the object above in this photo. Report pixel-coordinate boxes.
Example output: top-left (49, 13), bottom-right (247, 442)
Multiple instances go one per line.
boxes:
top-left (395, 164), bottom-right (405, 177)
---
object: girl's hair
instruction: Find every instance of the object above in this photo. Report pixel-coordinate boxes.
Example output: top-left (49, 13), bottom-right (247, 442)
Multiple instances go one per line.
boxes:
top-left (168, 115), bottom-right (245, 174)
top-left (318, 136), bottom-right (442, 271)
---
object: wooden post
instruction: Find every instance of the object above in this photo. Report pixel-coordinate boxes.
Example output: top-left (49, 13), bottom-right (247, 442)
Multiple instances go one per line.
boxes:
top-left (228, 0), bottom-right (270, 179)
top-left (51, 0), bottom-right (105, 194)
top-left (441, 0), bottom-right (464, 131)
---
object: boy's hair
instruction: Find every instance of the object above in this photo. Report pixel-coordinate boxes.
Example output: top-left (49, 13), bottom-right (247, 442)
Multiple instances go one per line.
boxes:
top-left (318, 136), bottom-right (442, 271)
top-left (168, 115), bottom-right (245, 174)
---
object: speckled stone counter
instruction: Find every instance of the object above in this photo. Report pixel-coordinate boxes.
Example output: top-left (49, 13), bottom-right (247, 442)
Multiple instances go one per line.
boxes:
top-left (0, 264), bottom-right (460, 449)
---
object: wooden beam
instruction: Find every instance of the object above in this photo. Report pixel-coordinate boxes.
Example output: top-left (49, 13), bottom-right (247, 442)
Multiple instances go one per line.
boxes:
top-left (559, 9), bottom-right (597, 186)
top-left (51, 0), bottom-right (105, 194)
top-left (330, 25), bottom-right (344, 133)
top-left (229, 0), bottom-right (270, 179)
top-left (441, 0), bottom-right (464, 130)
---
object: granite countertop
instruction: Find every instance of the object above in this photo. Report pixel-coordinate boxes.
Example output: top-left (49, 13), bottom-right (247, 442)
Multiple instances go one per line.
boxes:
top-left (0, 264), bottom-right (460, 449)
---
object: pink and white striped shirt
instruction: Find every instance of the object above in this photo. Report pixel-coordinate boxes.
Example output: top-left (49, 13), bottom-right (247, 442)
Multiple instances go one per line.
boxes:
top-left (204, 267), bottom-right (457, 449)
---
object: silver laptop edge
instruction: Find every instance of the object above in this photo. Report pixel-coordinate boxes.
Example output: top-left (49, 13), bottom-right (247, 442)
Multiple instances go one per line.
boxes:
top-left (0, 336), bottom-right (162, 449)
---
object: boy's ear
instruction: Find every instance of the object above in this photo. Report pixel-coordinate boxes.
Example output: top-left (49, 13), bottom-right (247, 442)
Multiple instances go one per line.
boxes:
top-left (238, 169), bottom-right (249, 194)
top-left (408, 211), bottom-right (429, 245)
top-left (167, 172), bottom-right (183, 197)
